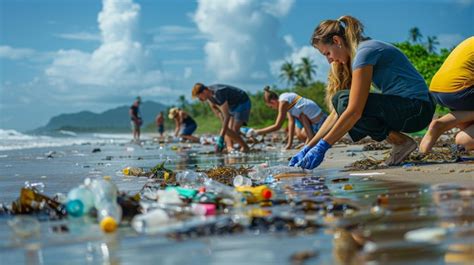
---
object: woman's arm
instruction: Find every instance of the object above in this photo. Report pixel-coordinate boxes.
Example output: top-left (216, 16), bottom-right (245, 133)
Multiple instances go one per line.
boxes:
top-left (174, 118), bottom-right (180, 137)
top-left (323, 65), bottom-right (373, 145)
top-left (299, 115), bottom-right (314, 144)
top-left (306, 111), bottom-right (338, 147)
top-left (285, 113), bottom-right (295, 149)
top-left (218, 101), bottom-right (231, 137)
top-left (255, 101), bottom-right (289, 135)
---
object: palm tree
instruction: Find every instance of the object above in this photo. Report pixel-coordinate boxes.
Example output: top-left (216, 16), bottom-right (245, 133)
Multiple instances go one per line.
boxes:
top-left (177, 95), bottom-right (188, 110)
top-left (298, 57), bottom-right (317, 83)
top-left (279, 61), bottom-right (297, 86)
top-left (409, 27), bottom-right (423, 43)
top-left (426, 36), bottom-right (440, 53)
top-left (294, 75), bottom-right (308, 87)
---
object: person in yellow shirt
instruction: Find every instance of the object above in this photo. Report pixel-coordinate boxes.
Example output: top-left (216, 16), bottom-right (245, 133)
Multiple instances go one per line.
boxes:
top-left (420, 37), bottom-right (474, 152)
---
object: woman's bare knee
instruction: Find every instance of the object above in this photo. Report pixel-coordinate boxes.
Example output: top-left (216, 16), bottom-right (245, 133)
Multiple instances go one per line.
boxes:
top-left (455, 131), bottom-right (474, 150)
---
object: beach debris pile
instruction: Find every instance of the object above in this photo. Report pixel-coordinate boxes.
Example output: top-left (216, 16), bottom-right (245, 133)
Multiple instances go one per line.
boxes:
top-left (362, 141), bottom-right (391, 151)
top-left (199, 165), bottom-right (251, 186)
top-left (346, 157), bottom-right (387, 171)
top-left (1, 163), bottom-right (367, 240)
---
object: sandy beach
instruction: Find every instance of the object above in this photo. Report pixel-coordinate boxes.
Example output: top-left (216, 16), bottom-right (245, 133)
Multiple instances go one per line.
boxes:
top-left (321, 144), bottom-right (474, 187)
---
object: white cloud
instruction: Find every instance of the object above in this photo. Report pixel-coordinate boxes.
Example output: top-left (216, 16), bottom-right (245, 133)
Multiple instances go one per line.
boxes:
top-left (0, 45), bottom-right (35, 60)
top-left (45, 0), bottom-right (165, 96)
top-left (437, 33), bottom-right (465, 50)
top-left (193, 0), bottom-right (294, 82)
top-left (55, 32), bottom-right (101, 41)
top-left (262, 0), bottom-right (294, 17)
top-left (150, 25), bottom-right (204, 51)
top-left (163, 59), bottom-right (202, 65)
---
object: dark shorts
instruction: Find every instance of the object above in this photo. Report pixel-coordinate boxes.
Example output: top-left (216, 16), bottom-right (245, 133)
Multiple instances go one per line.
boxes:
top-left (332, 90), bottom-right (435, 142)
top-left (431, 87), bottom-right (474, 111)
top-left (229, 100), bottom-right (251, 125)
top-left (158, 124), bottom-right (164, 134)
top-left (295, 114), bottom-right (327, 133)
top-left (131, 121), bottom-right (141, 131)
top-left (180, 122), bottom-right (197, 136)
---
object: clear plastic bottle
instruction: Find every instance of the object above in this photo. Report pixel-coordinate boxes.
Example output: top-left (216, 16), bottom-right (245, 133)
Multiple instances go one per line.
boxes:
top-left (204, 178), bottom-right (244, 206)
top-left (87, 177), bottom-right (118, 209)
top-left (131, 208), bottom-right (170, 233)
top-left (97, 201), bottom-right (122, 233)
top-left (86, 177), bottom-right (122, 233)
top-left (66, 185), bottom-right (95, 217)
top-left (175, 170), bottom-right (208, 188)
top-left (233, 175), bottom-right (252, 187)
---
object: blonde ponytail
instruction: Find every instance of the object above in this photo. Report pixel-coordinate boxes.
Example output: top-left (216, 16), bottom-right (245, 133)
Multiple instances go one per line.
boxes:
top-left (337, 16), bottom-right (365, 58)
top-left (311, 15), bottom-right (367, 111)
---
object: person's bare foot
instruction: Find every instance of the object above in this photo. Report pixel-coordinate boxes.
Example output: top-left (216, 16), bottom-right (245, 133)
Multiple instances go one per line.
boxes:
top-left (240, 146), bottom-right (250, 153)
top-left (384, 137), bottom-right (417, 166)
top-left (420, 120), bottom-right (444, 153)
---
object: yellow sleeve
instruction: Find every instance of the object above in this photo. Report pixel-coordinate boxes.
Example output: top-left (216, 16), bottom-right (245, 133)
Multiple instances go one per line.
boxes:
top-left (430, 37), bottom-right (474, 93)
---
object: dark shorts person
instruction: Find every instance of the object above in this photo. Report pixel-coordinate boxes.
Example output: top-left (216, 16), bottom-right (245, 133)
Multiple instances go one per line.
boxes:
top-left (158, 124), bottom-right (164, 134)
top-left (229, 100), bottom-right (251, 125)
top-left (431, 86), bottom-right (474, 111)
top-left (180, 117), bottom-right (197, 136)
top-left (332, 90), bottom-right (435, 142)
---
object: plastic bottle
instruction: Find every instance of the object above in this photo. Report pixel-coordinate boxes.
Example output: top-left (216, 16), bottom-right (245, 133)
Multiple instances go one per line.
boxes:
top-left (24, 181), bottom-right (45, 193)
top-left (87, 177), bottom-right (118, 209)
top-left (97, 201), bottom-right (122, 233)
top-left (204, 178), bottom-right (244, 206)
top-left (156, 189), bottom-right (183, 204)
top-left (235, 185), bottom-right (273, 204)
top-left (131, 208), bottom-right (170, 233)
top-left (165, 186), bottom-right (198, 199)
top-left (175, 170), bottom-right (207, 189)
top-left (122, 166), bottom-right (145, 176)
top-left (66, 185), bottom-right (95, 217)
top-left (233, 175), bottom-right (252, 187)
top-left (86, 177), bottom-right (122, 233)
top-left (191, 203), bottom-right (216, 216)
top-left (12, 187), bottom-right (64, 216)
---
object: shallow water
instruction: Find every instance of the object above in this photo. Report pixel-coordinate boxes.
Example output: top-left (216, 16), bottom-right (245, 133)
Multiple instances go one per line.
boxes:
top-left (0, 137), bottom-right (472, 264)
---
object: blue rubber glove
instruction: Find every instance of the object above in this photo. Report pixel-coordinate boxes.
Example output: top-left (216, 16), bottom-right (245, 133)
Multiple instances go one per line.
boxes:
top-left (288, 145), bottom-right (311, 167)
top-left (296, 139), bottom-right (332, 169)
top-left (215, 136), bottom-right (225, 152)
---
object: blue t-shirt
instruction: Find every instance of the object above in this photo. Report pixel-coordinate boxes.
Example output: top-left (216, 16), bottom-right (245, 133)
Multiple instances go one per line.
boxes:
top-left (352, 40), bottom-right (430, 102)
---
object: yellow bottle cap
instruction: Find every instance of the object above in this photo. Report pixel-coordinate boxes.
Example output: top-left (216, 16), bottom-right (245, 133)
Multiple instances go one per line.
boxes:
top-left (100, 216), bottom-right (117, 233)
top-left (122, 167), bottom-right (130, 175)
top-left (103, 175), bottom-right (112, 181)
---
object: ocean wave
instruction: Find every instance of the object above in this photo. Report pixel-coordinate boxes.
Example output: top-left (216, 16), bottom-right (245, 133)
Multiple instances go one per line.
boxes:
top-left (0, 129), bottom-right (132, 151)
top-left (0, 129), bottom-right (51, 141)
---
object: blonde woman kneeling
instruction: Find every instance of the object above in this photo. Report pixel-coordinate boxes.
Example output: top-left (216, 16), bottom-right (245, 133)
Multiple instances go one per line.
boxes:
top-left (168, 108), bottom-right (199, 143)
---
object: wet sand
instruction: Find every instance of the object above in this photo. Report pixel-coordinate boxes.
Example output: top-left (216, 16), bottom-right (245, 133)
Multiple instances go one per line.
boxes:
top-left (318, 144), bottom-right (474, 187)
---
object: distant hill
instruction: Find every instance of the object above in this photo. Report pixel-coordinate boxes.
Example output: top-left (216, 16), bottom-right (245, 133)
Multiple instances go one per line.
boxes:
top-left (33, 101), bottom-right (168, 133)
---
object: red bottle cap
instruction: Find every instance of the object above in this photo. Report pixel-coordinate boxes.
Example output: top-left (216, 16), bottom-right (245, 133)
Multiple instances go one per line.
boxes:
top-left (261, 189), bottom-right (272, 199)
top-left (198, 187), bottom-right (206, 193)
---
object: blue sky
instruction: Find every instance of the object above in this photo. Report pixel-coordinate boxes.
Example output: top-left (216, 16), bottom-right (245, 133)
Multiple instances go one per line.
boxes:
top-left (0, 0), bottom-right (472, 131)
